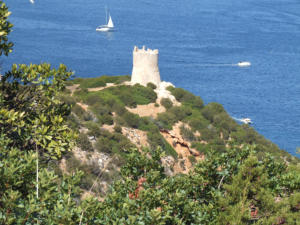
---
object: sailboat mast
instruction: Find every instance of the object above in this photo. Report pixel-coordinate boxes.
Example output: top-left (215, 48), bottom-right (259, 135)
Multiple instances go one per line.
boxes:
top-left (105, 6), bottom-right (108, 24)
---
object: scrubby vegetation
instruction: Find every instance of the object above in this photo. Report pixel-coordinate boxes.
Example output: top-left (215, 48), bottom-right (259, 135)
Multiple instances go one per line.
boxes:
top-left (160, 97), bottom-right (173, 109)
top-left (1, 2), bottom-right (299, 224)
top-left (67, 75), bottom-right (130, 89)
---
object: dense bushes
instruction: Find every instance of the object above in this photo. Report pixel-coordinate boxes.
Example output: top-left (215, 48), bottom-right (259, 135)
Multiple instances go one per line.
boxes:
top-left (83, 146), bottom-right (300, 224)
top-left (75, 84), bottom-right (157, 109)
top-left (77, 133), bottom-right (93, 151)
top-left (201, 102), bottom-right (225, 122)
top-left (72, 104), bottom-right (94, 122)
top-left (160, 98), bottom-right (173, 109)
top-left (59, 94), bottom-right (76, 106)
top-left (180, 125), bottom-right (196, 142)
top-left (188, 116), bottom-right (209, 131)
top-left (156, 112), bottom-right (177, 129)
top-left (95, 130), bottom-right (135, 155)
top-left (86, 122), bottom-right (102, 138)
top-left (123, 111), bottom-right (141, 128)
top-left (156, 106), bottom-right (193, 129)
top-left (167, 86), bottom-right (204, 109)
top-left (71, 75), bottom-right (130, 89)
top-left (146, 82), bottom-right (157, 89)
top-left (70, 77), bottom-right (297, 162)
top-left (112, 84), bottom-right (157, 107)
top-left (147, 128), bottom-right (177, 158)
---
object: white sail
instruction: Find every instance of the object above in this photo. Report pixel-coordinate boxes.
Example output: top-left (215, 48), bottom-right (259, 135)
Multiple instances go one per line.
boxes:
top-left (107, 15), bottom-right (114, 28)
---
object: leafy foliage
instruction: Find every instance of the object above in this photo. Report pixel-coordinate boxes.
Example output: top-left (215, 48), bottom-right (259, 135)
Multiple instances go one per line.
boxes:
top-left (77, 133), bottom-right (93, 152)
top-left (160, 97), bottom-right (173, 109)
top-left (0, 63), bottom-right (75, 159)
top-left (77, 146), bottom-right (300, 224)
top-left (1, 3), bottom-right (299, 223)
top-left (0, 1), bottom-right (13, 56)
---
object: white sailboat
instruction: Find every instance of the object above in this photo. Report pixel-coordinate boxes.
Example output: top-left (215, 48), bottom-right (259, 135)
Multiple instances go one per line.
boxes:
top-left (96, 9), bottom-right (114, 32)
top-left (29, 0), bottom-right (35, 4)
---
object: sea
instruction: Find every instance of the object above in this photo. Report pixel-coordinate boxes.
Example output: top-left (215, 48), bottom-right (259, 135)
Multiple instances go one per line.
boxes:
top-left (3, 0), bottom-right (300, 157)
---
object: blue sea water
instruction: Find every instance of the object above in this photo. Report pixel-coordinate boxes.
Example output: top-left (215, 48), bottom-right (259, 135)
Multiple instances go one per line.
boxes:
top-left (3, 0), bottom-right (300, 157)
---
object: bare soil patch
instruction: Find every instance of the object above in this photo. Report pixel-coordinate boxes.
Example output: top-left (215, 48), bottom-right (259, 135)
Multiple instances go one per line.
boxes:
top-left (126, 102), bottom-right (166, 118)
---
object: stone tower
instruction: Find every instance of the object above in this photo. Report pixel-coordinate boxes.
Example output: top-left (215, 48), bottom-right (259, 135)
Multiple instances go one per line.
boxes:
top-left (131, 46), bottom-right (161, 87)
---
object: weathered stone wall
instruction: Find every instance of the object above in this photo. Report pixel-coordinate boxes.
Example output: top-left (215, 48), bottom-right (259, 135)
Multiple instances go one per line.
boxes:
top-left (131, 46), bottom-right (161, 87)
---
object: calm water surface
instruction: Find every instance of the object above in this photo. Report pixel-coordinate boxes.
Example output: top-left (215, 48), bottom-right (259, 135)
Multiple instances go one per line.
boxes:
top-left (4, 0), bottom-right (300, 156)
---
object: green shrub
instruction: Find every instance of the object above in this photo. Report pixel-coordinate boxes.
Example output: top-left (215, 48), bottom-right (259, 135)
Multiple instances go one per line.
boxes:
top-left (137, 117), bottom-right (157, 131)
top-left (72, 104), bottom-right (86, 118)
top-left (160, 98), bottom-right (173, 109)
top-left (188, 155), bottom-right (197, 164)
top-left (156, 112), bottom-right (177, 130)
top-left (114, 125), bottom-right (122, 133)
top-left (209, 138), bottom-right (226, 152)
top-left (231, 125), bottom-right (257, 144)
top-left (154, 103), bottom-right (159, 107)
top-left (115, 116), bottom-right (127, 126)
top-left (199, 126), bottom-right (218, 141)
top-left (71, 75), bottom-right (130, 89)
top-left (92, 103), bottom-right (111, 116)
top-left (85, 94), bottom-right (104, 106)
top-left (112, 103), bottom-right (127, 116)
top-left (73, 88), bottom-right (88, 97)
top-left (67, 114), bottom-right (81, 130)
top-left (106, 85), bottom-right (156, 106)
top-left (147, 131), bottom-right (164, 149)
top-left (99, 114), bottom-right (114, 125)
top-left (188, 117), bottom-right (209, 131)
top-left (191, 142), bottom-right (211, 154)
top-left (95, 132), bottom-right (134, 155)
top-left (147, 131), bottom-right (177, 158)
top-left (168, 87), bottom-right (202, 107)
top-left (86, 123), bottom-right (102, 138)
top-left (83, 111), bottom-right (94, 121)
top-left (95, 137), bottom-right (113, 154)
top-left (123, 112), bottom-right (140, 128)
top-left (168, 87), bottom-right (186, 102)
top-left (212, 112), bottom-right (238, 132)
top-left (169, 106), bottom-right (192, 121)
top-left (59, 94), bottom-right (76, 106)
top-left (180, 125), bottom-right (196, 142)
top-left (191, 96), bottom-right (204, 109)
top-left (201, 102), bottom-right (225, 122)
top-left (147, 82), bottom-right (157, 89)
top-left (77, 133), bottom-right (93, 151)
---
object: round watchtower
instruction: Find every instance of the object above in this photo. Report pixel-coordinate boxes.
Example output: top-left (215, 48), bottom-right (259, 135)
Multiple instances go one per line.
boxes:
top-left (131, 46), bottom-right (161, 87)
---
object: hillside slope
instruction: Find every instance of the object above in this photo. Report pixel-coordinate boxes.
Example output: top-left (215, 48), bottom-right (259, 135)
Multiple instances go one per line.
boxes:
top-left (60, 75), bottom-right (299, 196)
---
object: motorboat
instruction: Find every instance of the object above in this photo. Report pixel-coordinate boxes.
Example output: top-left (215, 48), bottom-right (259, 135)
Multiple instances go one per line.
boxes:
top-left (237, 61), bottom-right (251, 67)
top-left (240, 118), bottom-right (252, 124)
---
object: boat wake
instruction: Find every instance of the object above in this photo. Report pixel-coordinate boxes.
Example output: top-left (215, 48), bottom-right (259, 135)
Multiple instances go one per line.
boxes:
top-left (187, 61), bottom-right (251, 68)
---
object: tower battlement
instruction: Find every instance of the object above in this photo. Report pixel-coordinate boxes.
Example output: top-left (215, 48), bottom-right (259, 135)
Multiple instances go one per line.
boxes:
top-left (133, 45), bottom-right (159, 54)
top-left (131, 46), bottom-right (161, 87)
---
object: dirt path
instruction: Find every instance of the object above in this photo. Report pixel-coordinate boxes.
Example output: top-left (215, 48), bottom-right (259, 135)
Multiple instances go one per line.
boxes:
top-left (66, 84), bottom-right (80, 96)
top-left (77, 102), bottom-right (89, 111)
top-left (87, 83), bottom-right (115, 92)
